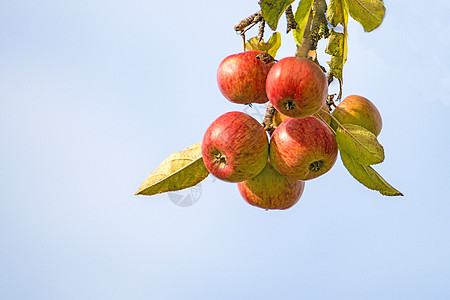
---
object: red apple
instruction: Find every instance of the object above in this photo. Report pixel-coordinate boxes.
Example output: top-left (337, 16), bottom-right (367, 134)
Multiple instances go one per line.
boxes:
top-left (266, 57), bottom-right (328, 118)
top-left (202, 111), bottom-right (269, 182)
top-left (217, 50), bottom-right (275, 104)
top-left (331, 95), bottom-right (382, 136)
top-left (270, 116), bottom-right (338, 180)
top-left (238, 161), bottom-right (305, 210)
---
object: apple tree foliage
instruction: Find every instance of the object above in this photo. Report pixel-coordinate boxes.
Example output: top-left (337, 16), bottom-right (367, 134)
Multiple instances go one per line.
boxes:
top-left (136, 0), bottom-right (403, 199)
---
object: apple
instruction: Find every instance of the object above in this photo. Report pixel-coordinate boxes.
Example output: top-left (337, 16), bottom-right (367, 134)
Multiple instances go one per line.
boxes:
top-left (202, 111), bottom-right (269, 182)
top-left (217, 50), bottom-right (275, 104)
top-left (237, 161), bottom-right (305, 210)
top-left (270, 116), bottom-right (338, 180)
top-left (266, 57), bottom-right (328, 118)
top-left (331, 95), bottom-right (382, 136)
top-left (272, 100), bottom-right (331, 127)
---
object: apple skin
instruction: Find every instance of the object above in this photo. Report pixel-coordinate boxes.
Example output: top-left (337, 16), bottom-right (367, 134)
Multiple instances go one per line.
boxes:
top-left (217, 50), bottom-right (275, 104)
top-left (272, 100), bottom-right (331, 127)
top-left (237, 161), bottom-right (305, 210)
top-left (202, 111), bottom-right (269, 182)
top-left (331, 95), bottom-right (382, 136)
top-left (266, 57), bottom-right (328, 118)
top-left (270, 116), bottom-right (338, 180)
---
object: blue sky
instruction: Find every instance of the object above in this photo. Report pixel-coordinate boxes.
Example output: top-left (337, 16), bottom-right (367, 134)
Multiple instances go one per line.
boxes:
top-left (1, 0), bottom-right (449, 299)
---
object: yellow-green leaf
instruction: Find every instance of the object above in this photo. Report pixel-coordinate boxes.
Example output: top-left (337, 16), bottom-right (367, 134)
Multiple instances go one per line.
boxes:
top-left (326, 30), bottom-right (347, 82)
top-left (292, 0), bottom-right (314, 46)
top-left (135, 143), bottom-right (209, 196)
top-left (327, 0), bottom-right (349, 27)
top-left (245, 32), bottom-right (282, 58)
top-left (336, 124), bottom-right (384, 165)
top-left (326, 0), bottom-right (348, 83)
top-left (259, 0), bottom-right (295, 30)
top-left (347, 0), bottom-right (385, 32)
top-left (341, 151), bottom-right (403, 196)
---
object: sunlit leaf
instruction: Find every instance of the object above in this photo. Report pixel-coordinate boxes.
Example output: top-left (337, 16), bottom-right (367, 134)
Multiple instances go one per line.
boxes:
top-left (136, 143), bottom-right (209, 196)
top-left (325, 30), bottom-right (347, 82)
top-left (347, 0), bottom-right (385, 32)
top-left (336, 124), bottom-right (384, 165)
top-left (265, 32), bottom-right (282, 57)
top-left (326, 0), bottom-right (348, 84)
top-left (292, 0), bottom-right (314, 46)
top-left (259, 0), bottom-right (295, 30)
top-left (327, 0), bottom-right (349, 27)
top-left (341, 151), bottom-right (403, 196)
top-left (245, 32), bottom-right (282, 58)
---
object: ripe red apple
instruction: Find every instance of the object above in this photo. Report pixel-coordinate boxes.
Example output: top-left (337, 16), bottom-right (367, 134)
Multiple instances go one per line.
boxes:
top-left (217, 50), bottom-right (275, 104)
top-left (202, 111), bottom-right (269, 182)
top-left (237, 161), bottom-right (305, 210)
top-left (266, 57), bottom-right (328, 118)
top-left (331, 95), bottom-right (382, 136)
top-left (270, 116), bottom-right (338, 180)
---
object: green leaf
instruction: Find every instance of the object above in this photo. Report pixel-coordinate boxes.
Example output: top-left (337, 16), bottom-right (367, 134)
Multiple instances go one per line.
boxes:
top-left (245, 32), bottom-right (282, 58)
top-left (327, 0), bottom-right (349, 27)
top-left (325, 29), bottom-right (347, 81)
top-left (347, 0), bottom-right (385, 32)
top-left (259, 0), bottom-right (295, 30)
top-left (292, 0), bottom-right (314, 46)
top-left (341, 151), bottom-right (403, 196)
top-left (135, 142), bottom-right (209, 196)
top-left (326, 0), bottom-right (348, 83)
top-left (336, 124), bottom-right (384, 165)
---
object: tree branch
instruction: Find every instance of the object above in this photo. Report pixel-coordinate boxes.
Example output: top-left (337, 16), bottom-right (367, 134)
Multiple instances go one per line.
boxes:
top-left (295, 8), bottom-right (314, 58)
top-left (295, 0), bottom-right (328, 59)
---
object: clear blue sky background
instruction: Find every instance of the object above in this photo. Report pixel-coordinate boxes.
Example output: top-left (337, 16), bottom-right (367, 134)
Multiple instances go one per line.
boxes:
top-left (1, 0), bottom-right (449, 299)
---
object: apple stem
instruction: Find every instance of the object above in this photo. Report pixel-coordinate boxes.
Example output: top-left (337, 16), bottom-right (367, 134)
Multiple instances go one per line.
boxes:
top-left (256, 52), bottom-right (275, 64)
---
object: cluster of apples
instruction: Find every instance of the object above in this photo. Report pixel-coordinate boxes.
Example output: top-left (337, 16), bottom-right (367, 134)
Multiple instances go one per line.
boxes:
top-left (201, 50), bottom-right (382, 210)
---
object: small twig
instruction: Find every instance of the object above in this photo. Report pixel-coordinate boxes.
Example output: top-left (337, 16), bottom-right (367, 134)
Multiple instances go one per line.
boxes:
top-left (285, 5), bottom-right (297, 34)
top-left (336, 78), bottom-right (343, 101)
top-left (235, 10), bottom-right (266, 52)
top-left (326, 94), bottom-right (336, 109)
top-left (327, 70), bottom-right (334, 86)
top-left (238, 19), bottom-right (261, 51)
top-left (258, 20), bottom-right (266, 42)
top-left (234, 10), bottom-right (263, 32)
